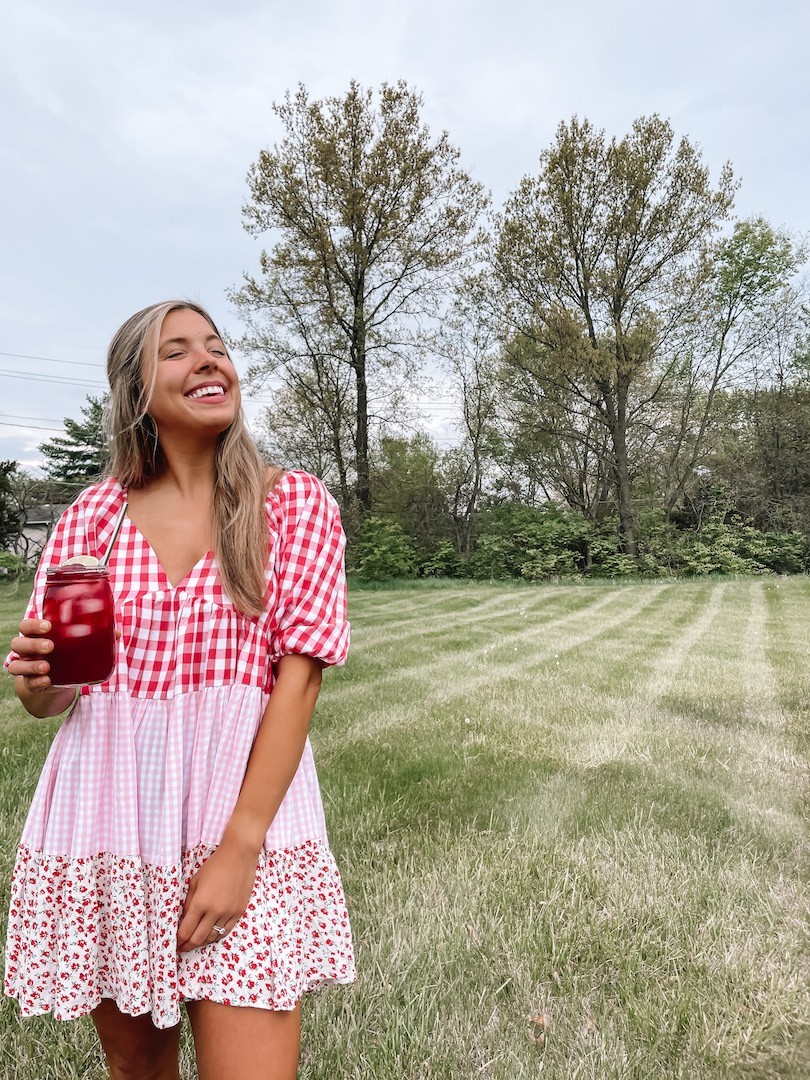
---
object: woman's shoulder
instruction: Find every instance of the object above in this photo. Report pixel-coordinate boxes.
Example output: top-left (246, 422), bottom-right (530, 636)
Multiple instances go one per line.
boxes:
top-left (77, 475), bottom-right (124, 506)
top-left (265, 469), bottom-right (334, 509)
top-left (37, 478), bottom-right (124, 558)
top-left (65, 476), bottom-right (125, 525)
top-left (55, 477), bottom-right (124, 522)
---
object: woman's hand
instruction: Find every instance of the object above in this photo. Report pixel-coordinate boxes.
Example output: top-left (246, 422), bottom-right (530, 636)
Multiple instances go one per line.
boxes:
top-left (9, 618), bottom-right (122, 718)
top-left (9, 618), bottom-right (57, 693)
top-left (8, 619), bottom-right (75, 717)
top-left (177, 837), bottom-right (260, 952)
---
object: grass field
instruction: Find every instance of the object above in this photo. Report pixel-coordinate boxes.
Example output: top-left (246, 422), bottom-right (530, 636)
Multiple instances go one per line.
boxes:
top-left (0, 577), bottom-right (808, 1079)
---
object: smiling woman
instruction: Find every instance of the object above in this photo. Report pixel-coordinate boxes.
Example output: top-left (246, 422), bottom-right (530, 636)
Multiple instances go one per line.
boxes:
top-left (150, 311), bottom-right (240, 431)
top-left (4, 301), bottom-right (355, 1080)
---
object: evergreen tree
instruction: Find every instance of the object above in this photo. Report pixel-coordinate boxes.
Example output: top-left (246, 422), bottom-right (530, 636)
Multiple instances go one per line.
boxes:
top-left (39, 395), bottom-right (109, 483)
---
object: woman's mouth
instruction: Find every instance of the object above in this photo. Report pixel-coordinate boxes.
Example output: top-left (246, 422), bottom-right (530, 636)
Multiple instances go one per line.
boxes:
top-left (185, 383), bottom-right (228, 401)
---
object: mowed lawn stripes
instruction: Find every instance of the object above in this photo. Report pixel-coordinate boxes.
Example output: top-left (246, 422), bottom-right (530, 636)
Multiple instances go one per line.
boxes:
top-left (0, 578), bottom-right (808, 1079)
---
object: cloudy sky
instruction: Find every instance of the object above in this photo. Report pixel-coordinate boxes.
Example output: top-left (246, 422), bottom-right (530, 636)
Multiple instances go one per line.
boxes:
top-left (2, 0), bottom-right (808, 470)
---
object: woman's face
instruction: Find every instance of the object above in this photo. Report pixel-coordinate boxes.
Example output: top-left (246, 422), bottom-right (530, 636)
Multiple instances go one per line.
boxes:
top-left (146, 308), bottom-right (241, 438)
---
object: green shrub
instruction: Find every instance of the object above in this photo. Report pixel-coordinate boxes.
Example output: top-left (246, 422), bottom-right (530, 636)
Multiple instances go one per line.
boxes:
top-left (350, 516), bottom-right (417, 580)
top-left (586, 552), bottom-right (639, 578)
top-left (419, 540), bottom-right (462, 578)
top-left (468, 503), bottom-right (594, 580)
top-left (740, 529), bottom-right (809, 574)
top-left (465, 534), bottom-right (515, 580)
top-left (0, 551), bottom-right (28, 578)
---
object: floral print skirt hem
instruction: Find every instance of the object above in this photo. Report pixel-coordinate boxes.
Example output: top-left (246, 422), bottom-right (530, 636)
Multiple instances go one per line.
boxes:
top-left (4, 838), bottom-right (355, 1029)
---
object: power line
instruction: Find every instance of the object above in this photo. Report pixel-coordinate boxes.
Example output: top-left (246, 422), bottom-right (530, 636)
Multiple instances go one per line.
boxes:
top-left (0, 421), bottom-right (63, 431)
top-left (0, 413), bottom-right (65, 423)
top-left (0, 369), bottom-right (107, 389)
top-left (0, 351), bottom-right (104, 369)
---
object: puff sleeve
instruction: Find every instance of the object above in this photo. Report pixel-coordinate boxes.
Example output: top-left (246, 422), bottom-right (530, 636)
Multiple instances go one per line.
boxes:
top-left (267, 472), bottom-right (350, 667)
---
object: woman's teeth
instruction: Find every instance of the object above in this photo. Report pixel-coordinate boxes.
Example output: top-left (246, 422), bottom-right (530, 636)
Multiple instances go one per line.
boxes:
top-left (187, 386), bottom-right (225, 399)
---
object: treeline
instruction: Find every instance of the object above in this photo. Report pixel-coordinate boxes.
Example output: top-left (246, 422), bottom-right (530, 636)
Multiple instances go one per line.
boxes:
top-left (237, 84), bottom-right (809, 579)
top-left (2, 83), bottom-right (809, 580)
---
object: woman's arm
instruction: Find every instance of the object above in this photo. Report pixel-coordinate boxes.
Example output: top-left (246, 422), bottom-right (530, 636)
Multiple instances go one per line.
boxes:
top-left (177, 653), bottom-right (324, 951)
top-left (223, 653), bottom-right (324, 852)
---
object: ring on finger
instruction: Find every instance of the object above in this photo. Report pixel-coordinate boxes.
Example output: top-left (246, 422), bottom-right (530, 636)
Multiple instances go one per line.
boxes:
top-left (212, 924), bottom-right (227, 937)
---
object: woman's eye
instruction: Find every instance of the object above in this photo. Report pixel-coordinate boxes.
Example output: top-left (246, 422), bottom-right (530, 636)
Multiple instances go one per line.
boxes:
top-left (163, 351), bottom-right (183, 360)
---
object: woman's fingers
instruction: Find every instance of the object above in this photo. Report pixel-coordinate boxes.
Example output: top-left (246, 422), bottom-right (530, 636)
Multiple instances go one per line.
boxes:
top-left (9, 620), bottom-right (56, 690)
top-left (11, 621), bottom-right (54, 659)
top-left (177, 898), bottom-right (238, 952)
top-left (10, 638), bottom-right (52, 662)
top-left (8, 657), bottom-right (53, 687)
top-left (180, 916), bottom-right (235, 952)
top-left (178, 908), bottom-right (222, 952)
top-left (19, 618), bottom-right (51, 635)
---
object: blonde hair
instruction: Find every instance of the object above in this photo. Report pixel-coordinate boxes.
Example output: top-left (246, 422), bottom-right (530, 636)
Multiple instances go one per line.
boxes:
top-left (104, 300), bottom-right (282, 618)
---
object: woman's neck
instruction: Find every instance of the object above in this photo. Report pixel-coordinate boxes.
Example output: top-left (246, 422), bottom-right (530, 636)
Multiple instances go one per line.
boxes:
top-left (149, 434), bottom-right (218, 500)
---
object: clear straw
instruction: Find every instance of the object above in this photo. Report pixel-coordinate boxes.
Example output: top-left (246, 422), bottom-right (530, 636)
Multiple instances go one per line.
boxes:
top-left (100, 503), bottom-right (128, 567)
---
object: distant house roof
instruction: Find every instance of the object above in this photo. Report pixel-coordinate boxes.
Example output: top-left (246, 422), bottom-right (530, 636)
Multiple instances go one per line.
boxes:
top-left (24, 504), bottom-right (71, 526)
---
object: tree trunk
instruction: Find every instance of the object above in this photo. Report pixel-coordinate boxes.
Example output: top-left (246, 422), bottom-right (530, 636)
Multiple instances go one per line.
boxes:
top-left (354, 363), bottom-right (371, 511)
top-left (605, 384), bottom-right (637, 557)
top-left (331, 420), bottom-right (350, 506)
top-left (350, 283), bottom-right (372, 512)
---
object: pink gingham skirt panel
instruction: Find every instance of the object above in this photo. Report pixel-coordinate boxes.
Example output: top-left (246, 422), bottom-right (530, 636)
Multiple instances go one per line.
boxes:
top-left (19, 687), bottom-right (328, 864)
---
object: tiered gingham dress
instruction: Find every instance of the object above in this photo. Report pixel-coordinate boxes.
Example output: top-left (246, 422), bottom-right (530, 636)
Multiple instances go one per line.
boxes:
top-left (4, 471), bottom-right (355, 1028)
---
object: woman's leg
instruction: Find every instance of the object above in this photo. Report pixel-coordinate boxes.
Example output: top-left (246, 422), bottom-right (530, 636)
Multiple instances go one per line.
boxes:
top-left (186, 999), bottom-right (301, 1080)
top-left (91, 999), bottom-right (182, 1080)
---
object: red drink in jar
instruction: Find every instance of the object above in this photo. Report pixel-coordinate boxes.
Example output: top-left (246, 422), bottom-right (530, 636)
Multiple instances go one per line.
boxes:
top-left (43, 564), bottom-right (116, 687)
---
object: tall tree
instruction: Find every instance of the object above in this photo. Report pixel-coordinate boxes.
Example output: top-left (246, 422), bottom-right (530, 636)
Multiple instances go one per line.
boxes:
top-left (370, 434), bottom-right (451, 558)
top-left (39, 394), bottom-right (108, 483)
top-left (231, 80), bottom-right (488, 511)
top-left (651, 218), bottom-right (805, 515)
top-left (434, 281), bottom-right (500, 556)
top-left (495, 115), bottom-right (736, 555)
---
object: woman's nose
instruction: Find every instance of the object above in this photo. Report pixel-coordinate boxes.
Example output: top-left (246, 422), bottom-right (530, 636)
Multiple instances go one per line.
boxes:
top-left (193, 349), bottom-right (218, 371)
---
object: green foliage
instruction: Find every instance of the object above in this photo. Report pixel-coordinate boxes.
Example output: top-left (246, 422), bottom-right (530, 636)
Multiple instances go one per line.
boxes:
top-left (39, 395), bottom-right (108, 484)
top-left (418, 540), bottom-right (461, 578)
top-left (346, 489), bottom-right (809, 581)
top-left (0, 461), bottom-right (20, 549)
top-left (464, 503), bottom-right (593, 581)
top-left (637, 513), bottom-right (810, 576)
top-left (675, 521), bottom-right (760, 575)
top-left (350, 516), bottom-right (418, 580)
top-left (753, 531), bottom-right (810, 574)
top-left (371, 435), bottom-right (452, 559)
top-left (702, 383), bottom-right (810, 535)
top-left (714, 217), bottom-right (800, 311)
top-left (0, 551), bottom-right (28, 577)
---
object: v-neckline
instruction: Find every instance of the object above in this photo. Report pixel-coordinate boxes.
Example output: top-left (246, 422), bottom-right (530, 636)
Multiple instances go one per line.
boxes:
top-left (123, 515), bottom-right (212, 591)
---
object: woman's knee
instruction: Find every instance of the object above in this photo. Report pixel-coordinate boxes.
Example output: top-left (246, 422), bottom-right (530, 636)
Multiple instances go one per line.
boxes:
top-left (91, 999), bottom-right (181, 1080)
